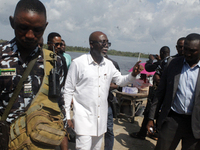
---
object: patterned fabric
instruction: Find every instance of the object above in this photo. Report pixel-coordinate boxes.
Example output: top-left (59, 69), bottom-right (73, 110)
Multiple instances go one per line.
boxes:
top-left (0, 38), bottom-right (65, 123)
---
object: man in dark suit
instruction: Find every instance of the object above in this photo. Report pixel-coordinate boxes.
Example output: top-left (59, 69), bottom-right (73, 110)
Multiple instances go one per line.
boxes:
top-left (147, 33), bottom-right (200, 150)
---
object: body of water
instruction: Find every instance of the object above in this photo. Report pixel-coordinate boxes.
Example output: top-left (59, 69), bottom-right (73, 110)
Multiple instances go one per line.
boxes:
top-left (66, 51), bottom-right (148, 75)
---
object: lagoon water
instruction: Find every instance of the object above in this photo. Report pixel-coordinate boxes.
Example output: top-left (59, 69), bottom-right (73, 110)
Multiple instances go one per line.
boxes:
top-left (66, 51), bottom-right (148, 75)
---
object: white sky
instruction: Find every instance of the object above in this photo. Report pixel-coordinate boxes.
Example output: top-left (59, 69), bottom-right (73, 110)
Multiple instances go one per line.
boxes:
top-left (1, 0), bottom-right (200, 55)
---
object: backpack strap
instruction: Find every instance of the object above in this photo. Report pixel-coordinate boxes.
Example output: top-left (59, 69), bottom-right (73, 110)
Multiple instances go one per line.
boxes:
top-left (29, 49), bottom-right (61, 112)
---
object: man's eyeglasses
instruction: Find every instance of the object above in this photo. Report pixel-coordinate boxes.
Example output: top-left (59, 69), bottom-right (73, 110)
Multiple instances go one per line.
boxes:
top-left (54, 43), bottom-right (63, 47)
top-left (91, 41), bottom-right (111, 47)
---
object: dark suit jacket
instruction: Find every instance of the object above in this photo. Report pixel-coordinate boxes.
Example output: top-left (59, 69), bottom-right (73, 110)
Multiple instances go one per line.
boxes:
top-left (149, 56), bottom-right (200, 139)
top-left (104, 55), bottom-right (121, 100)
top-left (58, 52), bottom-right (68, 84)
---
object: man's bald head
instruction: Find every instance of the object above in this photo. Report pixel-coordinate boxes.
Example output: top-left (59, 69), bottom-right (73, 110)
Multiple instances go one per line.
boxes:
top-left (89, 31), bottom-right (107, 43)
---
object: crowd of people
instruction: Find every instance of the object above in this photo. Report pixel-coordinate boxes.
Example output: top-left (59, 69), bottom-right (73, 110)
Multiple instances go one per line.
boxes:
top-left (1, 0), bottom-right (200, 150)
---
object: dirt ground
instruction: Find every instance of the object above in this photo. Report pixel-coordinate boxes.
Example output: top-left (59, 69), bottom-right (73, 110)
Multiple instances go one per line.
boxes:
top-left (68, 100), bottom-right (182, 150)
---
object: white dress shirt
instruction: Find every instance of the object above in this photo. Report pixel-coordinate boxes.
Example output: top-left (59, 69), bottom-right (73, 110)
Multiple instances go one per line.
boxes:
top-left (63, 53), bottom-right (136, 136)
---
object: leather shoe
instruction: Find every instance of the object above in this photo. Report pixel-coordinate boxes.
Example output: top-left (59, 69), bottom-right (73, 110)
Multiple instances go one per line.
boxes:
top-left (129, 132), bottom-right (145, 140)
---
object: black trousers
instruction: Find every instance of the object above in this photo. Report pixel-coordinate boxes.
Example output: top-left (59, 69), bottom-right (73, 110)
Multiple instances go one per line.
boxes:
top-left (137, 103), bottom-right (150, 137)
top-left (155, 110), bottom-right (200, 150)
top-left (138, 86), bottom-right (156, 137)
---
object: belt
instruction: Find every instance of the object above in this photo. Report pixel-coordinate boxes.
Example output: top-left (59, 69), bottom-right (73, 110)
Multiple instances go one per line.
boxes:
top-left (168, 110), bottom-right (191, 119)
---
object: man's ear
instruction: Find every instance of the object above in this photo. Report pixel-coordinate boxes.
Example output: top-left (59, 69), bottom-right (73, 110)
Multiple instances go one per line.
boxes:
top-left (44, 22), bottom-right (48, 30)
top-left (89, 42), bottom-right (93, 49)
top-left (9, 16), bottom-right (14, 29)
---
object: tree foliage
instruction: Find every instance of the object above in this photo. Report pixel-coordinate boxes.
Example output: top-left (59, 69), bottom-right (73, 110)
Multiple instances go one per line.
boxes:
top-left (63, 45), bottom-right (148, 58)
top-left (0, 39), bottom-right (8, 43)
top-left (0, 39), bottom-right (149, 58)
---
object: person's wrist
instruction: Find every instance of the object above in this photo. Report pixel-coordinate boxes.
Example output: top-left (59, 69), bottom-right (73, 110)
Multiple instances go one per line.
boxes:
top-left (131, 71), bottom-right (137, 77)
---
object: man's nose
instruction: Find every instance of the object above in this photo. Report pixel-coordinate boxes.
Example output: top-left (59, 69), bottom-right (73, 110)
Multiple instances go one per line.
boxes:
top-left (26, 30), bottom-right (35, 39)
top-left (57, 45), bottom-right (62, 49)
top-left (104, 43), bottom-right (108, 48)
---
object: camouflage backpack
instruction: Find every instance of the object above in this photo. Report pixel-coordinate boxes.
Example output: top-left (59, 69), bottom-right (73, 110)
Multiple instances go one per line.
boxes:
top-left (8, 49), bottom-right (66, 150)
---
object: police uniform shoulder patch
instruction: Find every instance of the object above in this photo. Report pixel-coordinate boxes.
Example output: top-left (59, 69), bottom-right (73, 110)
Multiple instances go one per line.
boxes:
top-left (0, 68), bottom-right (16, 76)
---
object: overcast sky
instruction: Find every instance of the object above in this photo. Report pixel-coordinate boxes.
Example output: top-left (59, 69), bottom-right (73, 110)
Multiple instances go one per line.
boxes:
top-left (1, 0), bottom-right (200, 55)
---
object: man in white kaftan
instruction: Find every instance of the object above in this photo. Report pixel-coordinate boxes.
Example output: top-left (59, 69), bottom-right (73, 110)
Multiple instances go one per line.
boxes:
top-left (63, 31), bottom-right (143, 150)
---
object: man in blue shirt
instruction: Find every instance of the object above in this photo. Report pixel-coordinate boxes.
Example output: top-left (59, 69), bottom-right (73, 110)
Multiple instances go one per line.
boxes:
top-left (147, 33), bottom-right (200, 150)
top-left (61, 39), bottom-right (71, 69)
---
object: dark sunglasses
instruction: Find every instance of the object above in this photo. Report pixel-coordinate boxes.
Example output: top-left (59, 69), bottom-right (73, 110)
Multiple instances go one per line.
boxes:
top-left (91, 41), bottom-right (111, 47)
top-left (54, 43), bottom-right (63, 47)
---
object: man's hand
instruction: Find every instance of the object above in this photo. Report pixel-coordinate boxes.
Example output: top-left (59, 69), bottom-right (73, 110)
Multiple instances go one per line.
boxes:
top-left (110, 82), bottom-right (118, 91)
top-left (156, 55), bottom-right (161, 61)
top-left (146, 120), bottom-right (154, 134)
top-left (60, 136), bottom-right (69, 150)
top-left (149, 54), bottom-right (161, 61)
top-left (67, 120), bottom-right (74, 129)
top-left (131, 61), bottom-right (144, 77)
